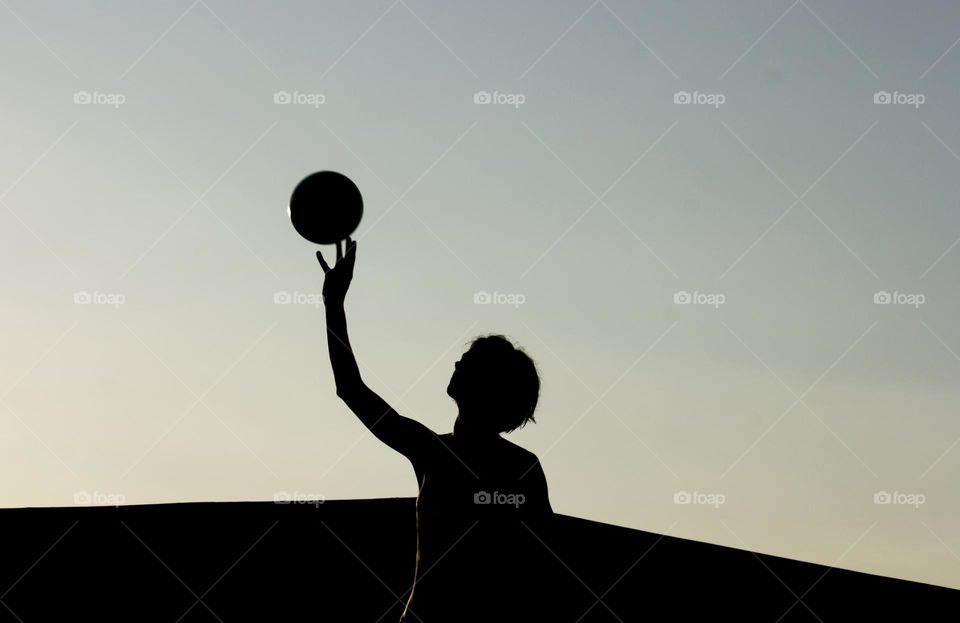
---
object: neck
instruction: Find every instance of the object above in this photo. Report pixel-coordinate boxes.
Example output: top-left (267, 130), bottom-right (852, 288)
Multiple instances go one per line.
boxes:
top-left (453, 414), bottom-right (499, 441)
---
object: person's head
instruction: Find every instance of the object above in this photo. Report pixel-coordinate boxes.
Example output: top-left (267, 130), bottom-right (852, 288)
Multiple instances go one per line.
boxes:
top-left (446, 334), bottom-right (540, 434)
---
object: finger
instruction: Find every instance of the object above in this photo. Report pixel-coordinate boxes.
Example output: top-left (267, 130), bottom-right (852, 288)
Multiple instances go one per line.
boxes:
top-left (346, 236), bottom-right (357, 255)
top-left (336, 240), bottom-right (343, 262)
top-left (316, 250), bottom-right (330, 272)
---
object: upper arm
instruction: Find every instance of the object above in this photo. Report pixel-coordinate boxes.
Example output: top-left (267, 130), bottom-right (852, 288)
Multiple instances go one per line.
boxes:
top-left (337, 385), bottom-right (440, 465)
top-left (525, 457), bottom-right (552, 514)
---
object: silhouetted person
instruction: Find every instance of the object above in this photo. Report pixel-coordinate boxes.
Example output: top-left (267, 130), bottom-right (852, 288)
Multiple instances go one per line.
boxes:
top-left (318, 238), bottom-right (553, 621)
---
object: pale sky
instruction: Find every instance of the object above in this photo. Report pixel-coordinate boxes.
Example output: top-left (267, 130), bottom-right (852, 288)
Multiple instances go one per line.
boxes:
top-left (2, 0), bottom-right (959, 590)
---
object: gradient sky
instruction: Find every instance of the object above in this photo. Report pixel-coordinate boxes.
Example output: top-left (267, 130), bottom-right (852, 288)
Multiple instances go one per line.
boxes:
top-left (2, 0), bottom-right (959, 591)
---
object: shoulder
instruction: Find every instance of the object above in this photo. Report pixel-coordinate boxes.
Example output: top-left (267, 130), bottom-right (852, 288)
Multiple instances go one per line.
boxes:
top-left (498, 439), bottom-right (542, 472)
top-left (501, 437), bottom-right (537, 459)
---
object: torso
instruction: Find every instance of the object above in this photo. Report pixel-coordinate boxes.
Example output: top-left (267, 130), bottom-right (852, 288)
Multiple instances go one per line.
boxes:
top-left (401, 433), bottom-right (550, 621)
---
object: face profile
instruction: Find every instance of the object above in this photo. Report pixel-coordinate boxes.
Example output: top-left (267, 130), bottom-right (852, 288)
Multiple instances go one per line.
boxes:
top-left (445, 358), bottom-right (461, 399)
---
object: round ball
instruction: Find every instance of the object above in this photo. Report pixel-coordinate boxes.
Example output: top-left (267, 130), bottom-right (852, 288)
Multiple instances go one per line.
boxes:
top-left (288, 171), bottom-right (363, 245)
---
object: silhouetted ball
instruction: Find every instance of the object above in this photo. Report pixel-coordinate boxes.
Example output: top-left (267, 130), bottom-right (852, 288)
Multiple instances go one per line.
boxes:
top-left (288, 171), bottom-right (363, 245)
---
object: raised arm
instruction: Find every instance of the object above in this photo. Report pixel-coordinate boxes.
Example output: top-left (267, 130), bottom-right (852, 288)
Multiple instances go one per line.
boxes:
top-left (318, 238), bottom-right (439, 463)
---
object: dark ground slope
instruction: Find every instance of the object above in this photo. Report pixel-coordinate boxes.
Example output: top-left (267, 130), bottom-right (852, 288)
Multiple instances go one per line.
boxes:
top-left (0, 499), bottom-right (955, 621)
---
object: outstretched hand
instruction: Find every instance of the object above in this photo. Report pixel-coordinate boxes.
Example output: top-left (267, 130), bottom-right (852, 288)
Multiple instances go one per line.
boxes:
top-left (316, 236), bottom-right (357, 304)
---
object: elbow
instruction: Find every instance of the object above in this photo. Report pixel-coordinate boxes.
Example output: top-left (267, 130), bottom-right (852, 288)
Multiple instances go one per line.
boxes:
top-left (335, 384), bottom-right (365, 404)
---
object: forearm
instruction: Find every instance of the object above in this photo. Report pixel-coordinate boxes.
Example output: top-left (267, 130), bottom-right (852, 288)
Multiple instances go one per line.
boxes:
top-left (324, 299), bottom-right (408, 439)
top-left (324, 299), bottom-right (364, 396)
top-left (320, 273), bottom-right (437, 459)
